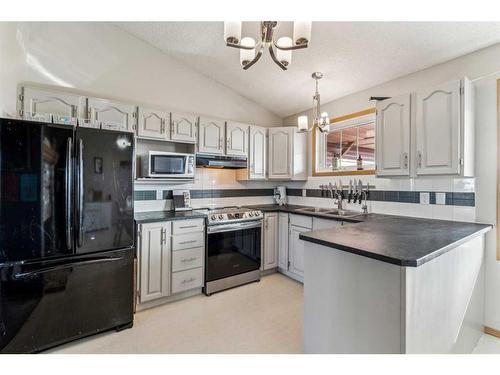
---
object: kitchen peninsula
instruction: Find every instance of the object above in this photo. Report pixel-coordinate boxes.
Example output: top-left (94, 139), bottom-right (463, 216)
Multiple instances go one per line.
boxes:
top-left (299, 215), bottom-right (491, 354)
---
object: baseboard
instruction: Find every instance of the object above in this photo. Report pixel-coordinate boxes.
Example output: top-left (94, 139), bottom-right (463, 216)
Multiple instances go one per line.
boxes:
top-left (484, 326), bottom-right (500, 339)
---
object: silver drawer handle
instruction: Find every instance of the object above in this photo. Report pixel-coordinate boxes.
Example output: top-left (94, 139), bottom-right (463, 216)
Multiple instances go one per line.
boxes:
top-left (179, 225), bottom-right (198, 229)
top-left (181, 277), bottom-right (196, 284)
top-left (179, 240), bottom-right (197, 245)
top-left (181, 257), bottom-right (197, 263)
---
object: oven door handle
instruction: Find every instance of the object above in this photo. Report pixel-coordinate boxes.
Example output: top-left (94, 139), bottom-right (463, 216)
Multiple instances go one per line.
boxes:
top-left (207, 220), bottom-right (262, 234)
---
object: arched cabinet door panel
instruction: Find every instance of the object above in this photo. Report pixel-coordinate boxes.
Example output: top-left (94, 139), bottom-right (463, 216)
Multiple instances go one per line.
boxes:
top-left (88, 97), bottom-right (137, 132)
top-left (137, 107), bottom-right (169, 140)
top-left (415, 80), bottom-right (461, 176)
top-left (198, 117), bottom-right (225, 154)
top-left (376, 94), bottom-right (411, 177)
top-left (226, 121), bottom-right (248, 156)
top-left (170, 112), bottom-right (197, 144)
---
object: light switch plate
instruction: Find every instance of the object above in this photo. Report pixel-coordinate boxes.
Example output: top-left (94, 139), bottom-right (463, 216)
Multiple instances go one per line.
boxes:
top-left (436, 192), bottom-right (446, 205)
top-left (420, 192), bottom-right (430, 205)
top-left (302, 189), bottom-right (307, 197)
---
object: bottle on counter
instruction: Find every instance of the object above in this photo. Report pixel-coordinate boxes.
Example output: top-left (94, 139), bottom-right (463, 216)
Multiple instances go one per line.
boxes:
top-left (357, 155), bottom-right (363, 170)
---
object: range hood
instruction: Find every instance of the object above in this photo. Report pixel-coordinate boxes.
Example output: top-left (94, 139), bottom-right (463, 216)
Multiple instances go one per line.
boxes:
top-left (196, 153), bottom-right (247, 169)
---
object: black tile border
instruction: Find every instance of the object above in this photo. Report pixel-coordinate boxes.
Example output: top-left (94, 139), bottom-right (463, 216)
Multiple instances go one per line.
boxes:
top-left (134, 188), bottom-right (475, 207)
top-left (301, 188), bottom-right (475, 207)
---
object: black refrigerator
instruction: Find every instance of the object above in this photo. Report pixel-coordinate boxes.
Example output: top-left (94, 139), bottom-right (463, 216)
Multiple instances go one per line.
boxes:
top-left (0, 118), bottom-right (135, 353)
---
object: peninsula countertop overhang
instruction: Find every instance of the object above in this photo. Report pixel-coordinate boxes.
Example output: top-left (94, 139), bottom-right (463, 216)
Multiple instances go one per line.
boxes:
top-left (298, 214), bottom-right (492, 267)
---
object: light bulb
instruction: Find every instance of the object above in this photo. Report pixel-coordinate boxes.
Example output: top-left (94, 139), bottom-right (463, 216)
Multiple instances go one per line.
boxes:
top-left (224, 21), bottom-right (241, 44)
top-left (297, 115), bottom-right (309, 131)
top-left (239, 37), bottom-right (256, 67)
top-left (276, 37), bottom-right (292, 67)
top-left (293, 21), bottom-right (312, 46)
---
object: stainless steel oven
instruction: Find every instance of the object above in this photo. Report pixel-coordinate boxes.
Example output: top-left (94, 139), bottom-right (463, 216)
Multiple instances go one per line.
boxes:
top-left (205, 208), bottom-right (263, 295)
top-left (142, 151), bottom-right (195, 179)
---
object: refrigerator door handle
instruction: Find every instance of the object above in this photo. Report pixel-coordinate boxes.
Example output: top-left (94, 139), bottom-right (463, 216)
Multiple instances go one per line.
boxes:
top-left (65, 137), bottom-right (73, 250)
top-left (13, 256), bottom-right (126, 279)
top-left (77, 138), bottom-right (84, 247)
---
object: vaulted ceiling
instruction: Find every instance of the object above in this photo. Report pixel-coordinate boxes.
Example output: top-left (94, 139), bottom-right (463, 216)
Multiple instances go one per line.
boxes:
top-left (116, 22), bottom-right (500, 118)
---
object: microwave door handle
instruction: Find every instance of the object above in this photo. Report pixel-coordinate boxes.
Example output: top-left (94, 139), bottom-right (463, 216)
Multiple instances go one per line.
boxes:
top-left (65, 137), bottom-right (73, 250)
top-left (77, 138), bottom-right (84, 247)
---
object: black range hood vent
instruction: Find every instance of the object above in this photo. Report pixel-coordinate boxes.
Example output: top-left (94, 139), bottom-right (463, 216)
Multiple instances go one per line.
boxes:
top-left (196, 153), bottom-right (248, 169)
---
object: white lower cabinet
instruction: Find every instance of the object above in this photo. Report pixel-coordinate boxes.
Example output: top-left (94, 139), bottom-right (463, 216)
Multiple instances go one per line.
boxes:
top-left (138, 218), bottom-right (205, 305)
top-left (139, 222), bottom-right (171, 303)
top-left (276, 213), bottom-right (344, 283)
top-left (278, 213), bottom-right (289, 271)
top-left (263, 212), bottom-right (278, 270)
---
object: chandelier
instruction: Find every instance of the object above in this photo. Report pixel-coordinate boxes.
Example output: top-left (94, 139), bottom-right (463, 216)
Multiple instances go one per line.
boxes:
top-left (297, 72), bottom-right (330, 133)
top-left (224, 21), bottom-right (311, 70)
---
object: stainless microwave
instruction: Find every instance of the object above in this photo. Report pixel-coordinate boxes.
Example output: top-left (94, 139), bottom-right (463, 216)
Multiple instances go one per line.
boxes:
top-left (142, 151), bottom-right (195, 179)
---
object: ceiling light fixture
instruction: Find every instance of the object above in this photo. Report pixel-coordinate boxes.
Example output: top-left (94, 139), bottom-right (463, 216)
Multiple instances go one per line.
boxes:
top-left (224, 21), bottom-right (311, 70)
top-left (298, 72), bottom-right (330, 133)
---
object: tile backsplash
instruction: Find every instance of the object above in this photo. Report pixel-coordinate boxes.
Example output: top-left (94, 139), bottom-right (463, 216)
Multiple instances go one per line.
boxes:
top-left (134, 168), bottom-right (477, 222)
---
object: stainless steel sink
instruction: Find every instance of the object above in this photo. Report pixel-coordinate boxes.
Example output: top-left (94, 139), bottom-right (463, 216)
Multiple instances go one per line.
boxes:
top-left (295, 207), bottom-right (362, 219)
top-left (295, 207), bottom-right (333, 214)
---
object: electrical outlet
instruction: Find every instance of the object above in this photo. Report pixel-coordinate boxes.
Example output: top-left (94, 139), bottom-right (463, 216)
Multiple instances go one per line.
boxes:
top-left (420, 192), bottom-right (430, 205)
top-left (302, 189), bottom-right (306, 197)
top-left (436, 192), bottom-right (446, 205)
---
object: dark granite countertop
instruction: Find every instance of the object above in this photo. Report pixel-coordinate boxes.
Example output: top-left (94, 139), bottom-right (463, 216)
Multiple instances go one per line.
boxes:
top-left (299, 215), bottom-right (491, 267)
top-left (134, 210), bottom-right (207, 224)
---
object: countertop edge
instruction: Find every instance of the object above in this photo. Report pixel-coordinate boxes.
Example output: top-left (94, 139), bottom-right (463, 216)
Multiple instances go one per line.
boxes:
top-left (300, 224), bottom-right (492, 267)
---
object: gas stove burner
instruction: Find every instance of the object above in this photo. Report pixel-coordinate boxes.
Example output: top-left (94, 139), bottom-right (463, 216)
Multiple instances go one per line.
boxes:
top-left (207, 207), bottom-right (263, 225)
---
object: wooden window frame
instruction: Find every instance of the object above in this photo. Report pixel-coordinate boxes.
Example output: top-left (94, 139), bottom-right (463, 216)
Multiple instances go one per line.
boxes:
top-left (312, 108), bottom-right (376, 177)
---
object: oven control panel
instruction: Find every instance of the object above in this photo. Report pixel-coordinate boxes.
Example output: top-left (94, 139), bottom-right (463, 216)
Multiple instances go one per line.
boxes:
top-left (208, 210), bottom-right (263, 224)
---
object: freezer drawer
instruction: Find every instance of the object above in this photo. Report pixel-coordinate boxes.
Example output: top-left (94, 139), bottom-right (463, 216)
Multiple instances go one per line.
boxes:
top-left (0, 248), bottom-right (134, 353)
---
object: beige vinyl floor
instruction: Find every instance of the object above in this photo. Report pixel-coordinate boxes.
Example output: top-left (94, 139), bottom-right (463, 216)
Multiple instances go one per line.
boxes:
top-left (48, 273), bottom-right (304, 354)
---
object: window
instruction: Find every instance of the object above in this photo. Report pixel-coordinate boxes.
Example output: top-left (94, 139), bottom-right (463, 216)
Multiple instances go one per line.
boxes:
top-left (313, 108), bottom-right (376, 176)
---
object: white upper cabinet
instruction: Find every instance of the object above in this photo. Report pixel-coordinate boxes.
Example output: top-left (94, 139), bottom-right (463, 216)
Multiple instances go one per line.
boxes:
top-left (375, 77), bottom-right (474, 178)
top-left (415, 80), bottom-right (462, 176)
top-left (20, 86), bottom-right (85, 124)
top-left (268, 127), bottom-right (307, 180)
top-left (137, 107), bottom-right (169, 141)
top-left (170, 112), bottom-right (197, 143)
top-left (376, 94), bottom-right (411, 176)
top-left (226, 121), bottom-right (248, 156)
top-left (87, 97), bottom-right (137, 132)
top-left (249, 126), bottom-right (267, 179)
top-left (198, 117), bottom-right (225, 154)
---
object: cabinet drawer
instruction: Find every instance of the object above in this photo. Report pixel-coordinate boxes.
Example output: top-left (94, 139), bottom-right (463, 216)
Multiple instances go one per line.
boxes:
top-left (172, 219), bottom-right (204, 234)
top-left (172, 267), bottom-right (203, 294)
top-left (172, 232), bottom-right (204, 251)
top-left (289, 213), bottom-right (312, 229)
top-left (172, 247), bottom-right (204, 272)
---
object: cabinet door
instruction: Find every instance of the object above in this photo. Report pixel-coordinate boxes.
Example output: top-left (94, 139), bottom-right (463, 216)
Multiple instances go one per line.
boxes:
top-left (170, 112), bottom-right (197, 143)
top-left (312, 217), bottom-right (343, 231)
top-left (288, 225), bottom-right (308, 280)
top-left (415, 80), bottom-right (461, 175)
top-left (278, 213), bottom-right (289, 271)
top-left (139, 222), bottom-right (171, 303)
top-left (20, 86), bottom-right (85, 124)
top-left (268, 127), bottom-right (293, 179)
top-left (226, 121), bottom-right (248, 156)
top-left (88, 97), bottom-right (136, 132)
top-left (249, 126), bottom-right (267, 180)
top-left (198, 117), bottom-right (225, 154)
top-left (263, 212), bottom-right (278, 270)
top-left (376, 94), bottom-right (411, 176)
top-left (137, 107), bottom-right (169, 140)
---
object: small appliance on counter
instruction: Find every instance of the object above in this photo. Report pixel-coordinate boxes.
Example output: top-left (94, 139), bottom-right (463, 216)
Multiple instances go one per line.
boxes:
top-left (173, 189), bottom-right (192, 211)
top-left (274, 186), bottom-right (287, 206)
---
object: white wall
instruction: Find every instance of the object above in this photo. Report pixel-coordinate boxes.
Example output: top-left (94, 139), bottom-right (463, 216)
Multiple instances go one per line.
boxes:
top-left (0, 22), bottom-right (281, 126)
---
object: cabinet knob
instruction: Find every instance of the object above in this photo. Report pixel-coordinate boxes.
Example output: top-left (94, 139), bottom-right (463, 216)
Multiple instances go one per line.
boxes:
top-left (417, 151), bottom-right (423, 168)
top-left (402, 152), bottom-right (408, 168)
